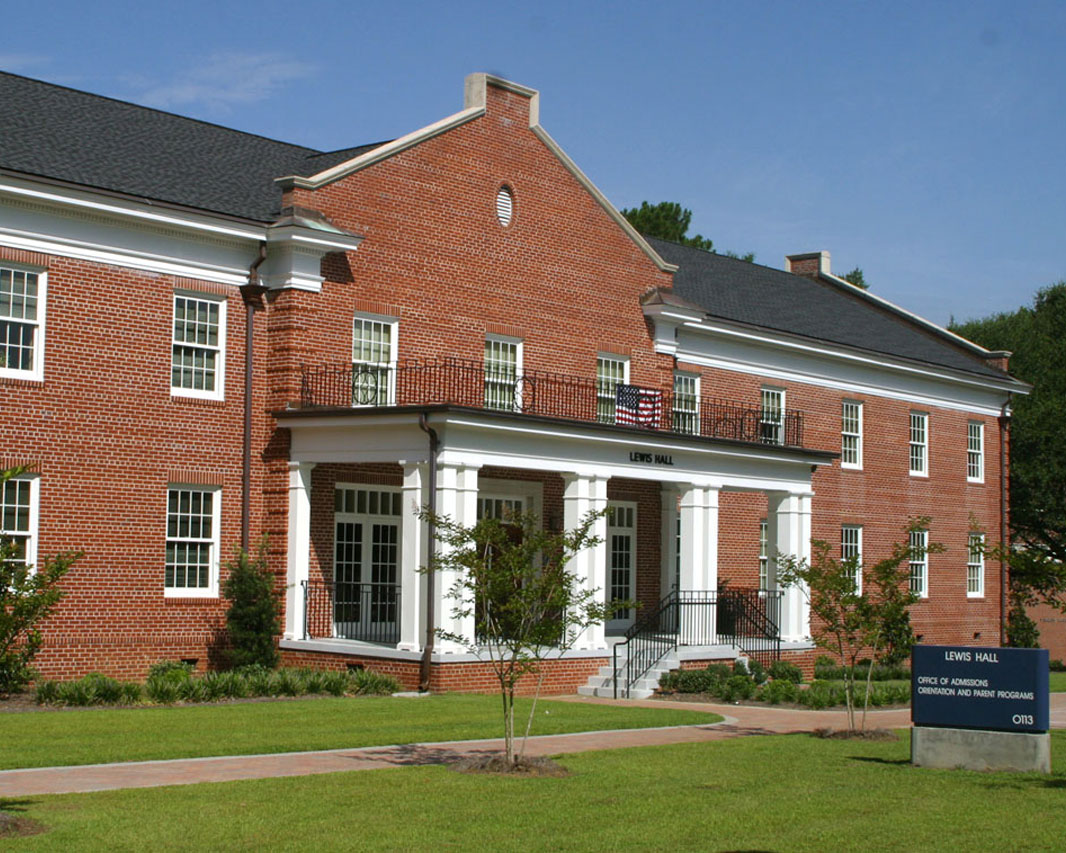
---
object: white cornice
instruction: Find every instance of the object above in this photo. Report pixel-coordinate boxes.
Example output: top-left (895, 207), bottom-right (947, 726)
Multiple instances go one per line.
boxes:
top-left (0, 174), bottom-right (264, 241)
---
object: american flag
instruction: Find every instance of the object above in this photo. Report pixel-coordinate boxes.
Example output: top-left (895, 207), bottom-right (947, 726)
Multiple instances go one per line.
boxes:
top-left (615, 384), bottom-right (663, 428)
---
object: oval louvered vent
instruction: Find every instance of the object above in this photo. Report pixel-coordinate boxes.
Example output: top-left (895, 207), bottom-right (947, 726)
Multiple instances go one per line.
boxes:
top-left (495, 185), bottom-right (514, 226)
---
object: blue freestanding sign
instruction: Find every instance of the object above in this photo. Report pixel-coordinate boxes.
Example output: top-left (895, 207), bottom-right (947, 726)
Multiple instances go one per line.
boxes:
top-left (911, 645), bottom-right (1049, 733)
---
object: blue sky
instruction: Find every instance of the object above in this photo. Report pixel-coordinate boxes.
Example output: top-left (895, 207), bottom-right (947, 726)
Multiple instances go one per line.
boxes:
top-left (4, 0), bottom-right (1064, 326)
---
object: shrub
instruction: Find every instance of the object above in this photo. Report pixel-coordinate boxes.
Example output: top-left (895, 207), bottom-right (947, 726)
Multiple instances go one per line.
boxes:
top-left (349, 668), bottom-right (400, 695)
top-left (34, 680), bottom-right (60, 705)
top-left (148, 660), bottom-right (194, 682)
top-left (0, 468), bottom-right (81, 695)
top-left (83, 672), bottom-right (125, 704)
top-left (222, 539), bottom-right (282, 670)
top-left (756, 678), bottom-right (799, 705)
top-left (145, 675), bottom-right (182, 704)
top-left (747, 658), bottom-right (767, 685)
top-left (768, 660), bottom-right (803, 684)
top-left (1050, 659), bottom-right (1065, 672)
top-left (732, 658), bottom-right (749, 677)
top-left (718, 674), bottom-right (756, 702)
top-left (799, 680), bottom-right (845, 710)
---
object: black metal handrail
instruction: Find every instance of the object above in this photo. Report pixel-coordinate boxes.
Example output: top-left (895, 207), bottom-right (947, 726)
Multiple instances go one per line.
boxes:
top-left (612, 587), bottom-right (784, 698)
top-left (299, 357), bottom-right (804, 448)
top-left (302, 579), bottom-right (401, 645)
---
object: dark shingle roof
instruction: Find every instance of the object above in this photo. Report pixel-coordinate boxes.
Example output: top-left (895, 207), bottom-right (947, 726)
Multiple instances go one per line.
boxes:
top-left (645, 236), bottom-right (1007, 380)
top-left (0, 71), bottom-right (384, 222)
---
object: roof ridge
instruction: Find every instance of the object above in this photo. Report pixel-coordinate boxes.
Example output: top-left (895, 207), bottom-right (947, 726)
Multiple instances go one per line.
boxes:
top-left (0, 69), bottom-right (326, 156)
top-left (642, 233), bottom-right (782, 276)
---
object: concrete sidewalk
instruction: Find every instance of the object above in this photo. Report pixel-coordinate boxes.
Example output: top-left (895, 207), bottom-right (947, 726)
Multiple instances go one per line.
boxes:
top-left (0, 698), bottom-right (915, 797)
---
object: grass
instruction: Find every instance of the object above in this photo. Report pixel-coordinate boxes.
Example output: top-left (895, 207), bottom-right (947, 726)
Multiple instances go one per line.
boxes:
top-left (6, 730), bottom-right (1065, 851)
top-left (0, 694), bottom-right (720, 770)
top-left (1049, 671), bottom-right (1066, 692)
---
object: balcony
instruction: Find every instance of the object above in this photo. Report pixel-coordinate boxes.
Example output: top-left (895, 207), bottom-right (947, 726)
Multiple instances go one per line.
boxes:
top-left (299, 357), bottom-right (804, 448)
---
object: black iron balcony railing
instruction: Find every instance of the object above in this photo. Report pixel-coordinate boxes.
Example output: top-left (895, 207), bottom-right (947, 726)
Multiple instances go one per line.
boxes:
top-left (299, 357), bottom-right (804, 447)
top-left (302, 579), bottom-right (401, 646)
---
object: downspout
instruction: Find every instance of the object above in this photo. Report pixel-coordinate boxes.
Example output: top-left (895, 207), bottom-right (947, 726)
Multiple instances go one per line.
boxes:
top-left (998, 396), bottom-right (1012, 646)
top-left (418, 413), bottom-right (439, 692)
top-left (239, 242), bottom-right (268, 552)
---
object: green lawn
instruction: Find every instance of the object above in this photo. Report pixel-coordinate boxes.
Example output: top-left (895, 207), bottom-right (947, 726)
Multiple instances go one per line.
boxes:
top-left (7, 730), bottom-right (1064, 851)
top-left (0, 694), bottom-right (719, 770)
top-left (1049, 671), bottom-right (1066, 692)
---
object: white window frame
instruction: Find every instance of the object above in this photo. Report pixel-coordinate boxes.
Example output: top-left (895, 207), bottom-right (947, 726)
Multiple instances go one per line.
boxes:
top-left (842, 524), bottom-right (863, 594)
top-left (351, 313), bottom-right (398, 406)
top-left (484, 334), bottom-right (523, 412)
top-left (758, 519), bottom-right (769, 590)
top-left (0, 265), bottom-right (46, 382)
top-left (1, 473), bottom-right (39, 570)
top-left (967, 533), bottom-right (985, 598)
top-left (606, 500), bottom-right (637, 630)
top-left (171, 291), bottom-right (226, 401)
top-left (909, 411), bottom-right (928, 477)
top-left (909, 528), bottom-right (928, 599)
top-left (596, 354), bottom-right (630, 425)
top-left (760, 386), bottom-right (785, 445)
top-left (164, 485), bottom-right (221, 598)
top-left (841, 400), bottom-right (863, 470)
top-left (967, 421), bottom-right (985, 484)
top-left (672, 371), bottom-right (700, 435)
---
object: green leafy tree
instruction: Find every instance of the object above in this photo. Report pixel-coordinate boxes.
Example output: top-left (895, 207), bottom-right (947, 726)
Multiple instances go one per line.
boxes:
top-left (222, 538), bottom-right (282, 669)
top-left (842, 267), bottom-right (869, 289)
top-left (951, 282), bottom-right (1066, 639)
top-left (0, 467), bottom-right (81, 694)
top-left (620, 200), bottom-right (755, 261)
top-left (777, 519), bottom-right (941, 732)
top-left (421, 508), bottom-right (621, 766)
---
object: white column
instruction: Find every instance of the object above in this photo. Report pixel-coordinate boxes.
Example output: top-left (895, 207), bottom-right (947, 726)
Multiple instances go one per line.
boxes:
top-left (285, 461), bottom-right (315, 640)
top-left (399, 462), bottom-right (428, 651)
top-left (659, 485), bottom-right (680, 598)
top-left (770, 491), bottom-right (813, 642)
top-left (435, 462), bottom-right (480, 653)
top-left (562, 472), bottom-right (609, 650)
top-left (678, 484), bottom-right (720, 643)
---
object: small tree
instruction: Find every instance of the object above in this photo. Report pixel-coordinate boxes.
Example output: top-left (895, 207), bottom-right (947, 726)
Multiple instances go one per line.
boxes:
top-left (422, 507), bottom-right (620, 766)
top-left (777, 519), bottom-right (941, 732)
top-left (222, 538), bottom-right (282, 669)
top-left (0, 467), bottom-right (81, 694)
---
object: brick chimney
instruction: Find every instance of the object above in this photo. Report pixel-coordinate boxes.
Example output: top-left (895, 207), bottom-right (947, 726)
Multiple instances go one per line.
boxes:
top-left (785, 251), bottom-right (831, 279)
top-left (983, 351), bottom-right (1011, 372)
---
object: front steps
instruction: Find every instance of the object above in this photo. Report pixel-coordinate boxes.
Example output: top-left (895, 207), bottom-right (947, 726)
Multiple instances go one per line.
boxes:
top-left (577, 650), bottom-right (680, 699)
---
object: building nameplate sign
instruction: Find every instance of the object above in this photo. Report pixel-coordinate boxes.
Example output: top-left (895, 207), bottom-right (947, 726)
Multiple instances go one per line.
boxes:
top-left (628, 451), bottom-right (674, 466)
top-left (911, 645), bottom-right (1049, 733)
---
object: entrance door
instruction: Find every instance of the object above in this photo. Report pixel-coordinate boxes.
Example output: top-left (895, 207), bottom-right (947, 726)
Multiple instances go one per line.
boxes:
top-left (333, 486), bottom-right (401, 644)
top-left (606, 501), bottom-right (637, 633)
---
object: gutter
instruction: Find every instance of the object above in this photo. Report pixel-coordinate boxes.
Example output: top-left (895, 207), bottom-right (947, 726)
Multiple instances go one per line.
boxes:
top-left (238, 242), bottom-right (268, 551)
top-left (418, 412), bottom-right (440, 691)
top-left (999, 397), bottom-right (1012, 646)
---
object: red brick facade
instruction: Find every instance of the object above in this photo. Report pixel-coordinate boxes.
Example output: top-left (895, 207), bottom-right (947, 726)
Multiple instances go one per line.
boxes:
top-left (0, 74), bottom-right (1017, 692)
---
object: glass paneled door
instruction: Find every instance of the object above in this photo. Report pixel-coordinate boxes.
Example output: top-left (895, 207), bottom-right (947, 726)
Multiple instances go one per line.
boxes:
top-left (605, 502), bottom-right (637, 633)
top-left (333, 487), bottom-right (401, 644)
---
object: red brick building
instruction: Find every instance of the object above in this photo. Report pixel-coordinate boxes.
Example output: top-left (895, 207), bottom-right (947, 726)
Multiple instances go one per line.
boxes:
top-left (0, 72), bottom-right (1026, 693)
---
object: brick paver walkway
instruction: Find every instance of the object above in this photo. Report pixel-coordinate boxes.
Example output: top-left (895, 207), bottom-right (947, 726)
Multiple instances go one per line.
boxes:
top-left (1, 694), bottom-right (1059, 797)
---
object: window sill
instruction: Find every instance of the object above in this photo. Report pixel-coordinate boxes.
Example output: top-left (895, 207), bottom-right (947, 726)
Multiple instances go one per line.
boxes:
top-left (164, 592), bottom-right (219, 602)
top-left (0, 373), bottom-right (43, 386)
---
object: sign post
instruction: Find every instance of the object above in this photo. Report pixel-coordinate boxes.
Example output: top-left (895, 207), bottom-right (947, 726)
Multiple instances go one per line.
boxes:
top-left (911, 645), bottom-right (1050, 773)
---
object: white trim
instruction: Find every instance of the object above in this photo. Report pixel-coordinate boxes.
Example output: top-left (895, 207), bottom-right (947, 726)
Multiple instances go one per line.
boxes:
top-left (0, 263), bottom-right (46, 382)
top-left (1, 472), bottom-right (39, 570)
top-left (967, 421), bottom-right (985, 484)
top-left (909, 411), bottom-right (929, 478)
top-left (279, 107), bottom-right (486, 190)
top-left (352, 312), bottom-right (399, 406)
top-left (164, 484), bottom-right (221, 598)
top-left (605, 500), bottom-right (638, 632)
top-left (170, 291), bottom-right (227, 402)
top-left (484, 334), bottom-right (523, 412)
top-left (909, 529), bottom-right (929, 599)
top-left (841, 524), bottom-right (863, 595)
top-left (967, 533), bottom-right (985, 599)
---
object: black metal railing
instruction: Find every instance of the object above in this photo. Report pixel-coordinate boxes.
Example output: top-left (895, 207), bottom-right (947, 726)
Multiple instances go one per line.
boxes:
top-left (299, 357), bottom-right (804, 448)
top-left (612, 588), bottom-right (783, 698)
top-left (302, 579), bottom-right (401, 645)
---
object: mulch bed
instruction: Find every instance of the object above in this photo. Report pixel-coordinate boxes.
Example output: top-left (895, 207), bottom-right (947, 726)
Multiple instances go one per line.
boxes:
top-left (450, 755), bottom-right (570, 777)
top-left (0, 811), bottom-right (47, 839)
top-left (812, 727), bottom-right (900, 741)
top-left (653, 692), bottom-right (909, 711)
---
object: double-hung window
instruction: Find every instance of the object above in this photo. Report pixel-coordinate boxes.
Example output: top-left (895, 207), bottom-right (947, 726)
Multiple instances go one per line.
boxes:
top-left (967, 422), bottom-right (984, 483)
top-left (841, 401), bottom-right (863, 469)
top-left (909, 528), bottom-right (929, 598)
top-left (1, 474), bottom-right (37, 568)
top-left (673, 372), bottom-right (700, 435)
top-left (165, 486), bottom-right (220, 596)
top-left (0, 266), bottom-right (44, 380)
top-left (596, 355), bottom-right (629, 424)
top-left (172, 293), bottom-right (225, 399)
top-left (760, 387), bottom-right (785, 445)
top-left (967, 533), bottom-right (985, 598)
top-left (758, 520), bottom-right (769, 589)
top-left (484, 336), bottom-right (521, 411)
top-left (909, 412), bottom-right (928, 476)
top-left (841, 525), bottom-right (863, 594)
top-left (352, 315), bottom-right (397, 406)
